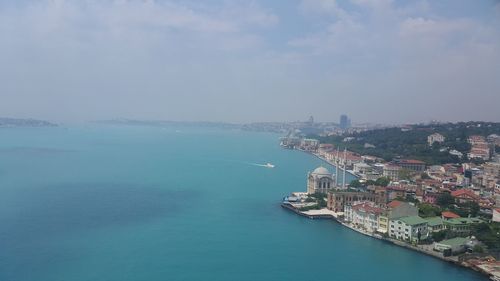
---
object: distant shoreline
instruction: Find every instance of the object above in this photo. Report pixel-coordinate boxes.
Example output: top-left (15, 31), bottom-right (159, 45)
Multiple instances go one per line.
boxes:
top-left (0, 117), bottom-right (57, 128)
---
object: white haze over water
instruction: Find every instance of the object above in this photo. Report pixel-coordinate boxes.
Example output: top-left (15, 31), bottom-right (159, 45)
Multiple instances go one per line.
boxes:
top-left (0, 0), bottom-right (499, 124)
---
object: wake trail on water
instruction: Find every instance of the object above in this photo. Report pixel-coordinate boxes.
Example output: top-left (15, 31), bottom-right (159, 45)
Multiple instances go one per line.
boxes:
top-left (215, 159), bottom-right (274, 168)
top-left (249, 163), bottom-right (269, 167)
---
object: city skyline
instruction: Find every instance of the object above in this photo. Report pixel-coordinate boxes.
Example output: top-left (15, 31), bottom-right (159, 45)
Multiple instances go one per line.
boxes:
top-left (1, 0), bottom-right (499, 124)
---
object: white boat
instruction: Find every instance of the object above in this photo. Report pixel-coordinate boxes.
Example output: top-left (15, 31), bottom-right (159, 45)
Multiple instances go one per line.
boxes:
top-left (265, 163), bottom-right (275, 168)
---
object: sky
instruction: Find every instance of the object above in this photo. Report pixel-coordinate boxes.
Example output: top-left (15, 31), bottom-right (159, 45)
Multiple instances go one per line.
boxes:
top-left (0, 0), bottom-right (499, 124)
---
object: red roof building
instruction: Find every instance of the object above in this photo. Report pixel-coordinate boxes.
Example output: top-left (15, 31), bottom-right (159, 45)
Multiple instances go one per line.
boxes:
top-left (451, 189), bottom-right (480, 203)
top-left (351, 202), bottom-right (383, 215)
top-left (396, 159), bottom-right (426, 172)
top-left (387, 200), bottom-right (402, 209)
top-left (441, 211), bottom-right (460, 220)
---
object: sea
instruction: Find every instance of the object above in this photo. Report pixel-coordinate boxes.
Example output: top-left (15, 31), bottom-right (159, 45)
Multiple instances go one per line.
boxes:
top-left (0, 125), bottom-right (486, 281)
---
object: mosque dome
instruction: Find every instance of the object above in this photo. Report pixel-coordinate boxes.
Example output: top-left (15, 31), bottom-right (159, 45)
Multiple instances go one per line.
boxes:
top-left (312, 166), bottom-right (330, 175)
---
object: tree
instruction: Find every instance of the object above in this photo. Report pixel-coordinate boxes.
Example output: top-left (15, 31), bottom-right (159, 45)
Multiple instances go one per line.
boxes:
top-left (471, 158), bottom-right (486, 165)
top-left (473, 245), bottom-right (485, 253)
top-left (460, 201), bottom-right (480, 217)
top-left (406, 194), bottom-right (419, 203)
top-left (437, 193), bottom-right (455, 208)
top-left (365, 180), bottom-right (376, 186)
top-left (431, 230), bottom-right (450, 242)
top-left (349, 179), bottom-right (363, 188)
top-left (318, 197), bottom-right (327, 208)
top-left (375, 177), bottom-right (390, 187)
top-left (421, 173), bottom-right (431, 180)
top-left (398, 169), bottom-right (414, 181)
top-left (472, 223), bottom-right (500, 250)
top-left (419, 203), bottom-right (441, 218)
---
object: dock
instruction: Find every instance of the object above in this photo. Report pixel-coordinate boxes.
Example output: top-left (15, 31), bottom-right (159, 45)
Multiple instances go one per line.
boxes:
top-left (280, 203), bottom-right (336, 219)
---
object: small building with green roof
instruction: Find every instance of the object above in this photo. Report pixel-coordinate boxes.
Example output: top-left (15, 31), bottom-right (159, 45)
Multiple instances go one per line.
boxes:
top-left (443, 217), bottom-right (483, 235)
top-left (389, 216), bottom-right (429, 243)
top-left (425, 217), bottom-right (444, 233)
top-left (433, 237), bottom-right (469, 254)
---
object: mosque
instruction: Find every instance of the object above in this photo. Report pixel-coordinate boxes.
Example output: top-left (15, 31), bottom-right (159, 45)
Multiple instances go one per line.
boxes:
top-left (307, 166), bottom-right (336, 194)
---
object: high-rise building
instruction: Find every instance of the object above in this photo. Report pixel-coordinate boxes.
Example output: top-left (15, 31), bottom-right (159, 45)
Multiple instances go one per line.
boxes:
top-left (308, 116), bottom-right (314, 125)
top-left (340, 114), bottom-right (351, 130)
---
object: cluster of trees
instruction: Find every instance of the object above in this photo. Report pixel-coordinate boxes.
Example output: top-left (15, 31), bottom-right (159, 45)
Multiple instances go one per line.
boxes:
top-left (418, 203), bottom-right (442, 218)
top-left (349, 177), bottom-right (391, 188)
top-left (299, 193), bottom-right (327, 211)
top-left (431, 229), bottom-right (453, 242)
top-left (435, 193), bottom-right (480, 217)
top-left (472, 223), bottom-right (500, 250)
top-left (314, 122), bottom-right (500, 165)
top-left (417, 193), bottom-right (482, 218)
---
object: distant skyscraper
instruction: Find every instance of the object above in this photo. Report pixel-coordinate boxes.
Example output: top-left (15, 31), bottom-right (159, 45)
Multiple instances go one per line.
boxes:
top-left (308, 116), bottom-right (314, 125)
top-left (340, 114), bottom-right (351, 130)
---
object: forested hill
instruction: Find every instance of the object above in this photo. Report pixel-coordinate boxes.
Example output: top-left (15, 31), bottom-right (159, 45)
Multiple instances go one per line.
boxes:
top-left (314, 122), bottom-right (500, 165)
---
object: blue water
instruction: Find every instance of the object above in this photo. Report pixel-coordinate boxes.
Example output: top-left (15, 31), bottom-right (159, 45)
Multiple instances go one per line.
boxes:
top-left (0, 126), bottom-right (485, 281)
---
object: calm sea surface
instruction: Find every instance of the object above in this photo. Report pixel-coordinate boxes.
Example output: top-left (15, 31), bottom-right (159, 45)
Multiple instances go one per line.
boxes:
top-left (0, 125), bottom-right (486, 281)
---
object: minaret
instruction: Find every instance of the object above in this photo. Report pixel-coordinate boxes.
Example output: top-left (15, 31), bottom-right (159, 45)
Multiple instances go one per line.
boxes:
top-left (335, 149), bottom-right (339, 187)
top-left (342, 148), bottom-right (347, 189)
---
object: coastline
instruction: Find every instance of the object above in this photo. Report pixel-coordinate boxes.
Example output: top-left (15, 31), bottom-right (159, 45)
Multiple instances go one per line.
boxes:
top-left (281, 148), bottom-right (497, 281)
top-left (280, 203), bottom-right (494, 280)
top-left (293, 148), bottom-right (359, 179)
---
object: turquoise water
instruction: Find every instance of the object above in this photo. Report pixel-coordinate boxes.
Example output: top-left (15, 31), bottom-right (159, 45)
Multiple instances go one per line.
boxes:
top-left (0, 126), bottom-right (485, 281)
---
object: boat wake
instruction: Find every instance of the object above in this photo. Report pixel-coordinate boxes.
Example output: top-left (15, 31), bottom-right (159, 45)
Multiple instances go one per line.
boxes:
top-left (251, 163), bottom-right (275, 168)
top-left (223, 159), bottom-right (276, 168)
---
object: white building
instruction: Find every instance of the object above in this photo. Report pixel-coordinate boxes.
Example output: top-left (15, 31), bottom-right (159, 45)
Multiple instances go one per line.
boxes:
top-left (307, 166), bottom-right (335, 194)
top-left (353, 162), bottom-right (372, 175)
top-left (428, 133), bottom-right (445, 146)
top-left (383, 164), bottom-right (401, 181)
top-left (389, 216), bottom-right (429, 243)
top-left (344, 201), bottom-right (383, 233)
top-left (300, 138), bottom-right (319, 151)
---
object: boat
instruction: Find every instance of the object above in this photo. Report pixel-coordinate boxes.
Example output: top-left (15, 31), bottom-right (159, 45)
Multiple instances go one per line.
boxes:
top-left (265, 163), bottom-right (275, 168)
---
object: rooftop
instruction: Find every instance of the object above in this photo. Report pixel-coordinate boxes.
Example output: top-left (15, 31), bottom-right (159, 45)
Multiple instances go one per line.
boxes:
top-left (399, 159), bottom-right (426, 165)
top-left (352, 202), bottom-right (383, 215)
top-left (387, 200), bottom-right (402, 208)
top-left (451, 189), bottom-right (479, 199)
top-left (442, 211), bottom-right (461, 219)
top-left (311, 166), bottom-right (330, 175)
top-left (399, 216), bottom-right (428, 226)
top-left (445, 217), bottom-right (483, 225)
top-left (425, 217), bottom-right (444, 227)
top-left (436, 237), bottom-right (469, 247)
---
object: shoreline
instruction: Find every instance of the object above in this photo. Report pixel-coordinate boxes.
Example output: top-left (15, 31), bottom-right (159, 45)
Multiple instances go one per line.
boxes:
top-left (281, 148), bottom-right (497, 280)
top-left (280, 203), bottom-right (492, 280)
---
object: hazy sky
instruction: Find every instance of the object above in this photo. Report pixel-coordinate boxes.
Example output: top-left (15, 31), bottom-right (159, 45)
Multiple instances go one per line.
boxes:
top-left (1, 0), bottom-right (499, 124)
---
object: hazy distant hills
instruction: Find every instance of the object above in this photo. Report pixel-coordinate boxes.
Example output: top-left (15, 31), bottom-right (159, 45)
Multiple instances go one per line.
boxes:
top-left (0, 118), bottom-right (57, 128)
top-left (93, 119), bottom-right (241, 129)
